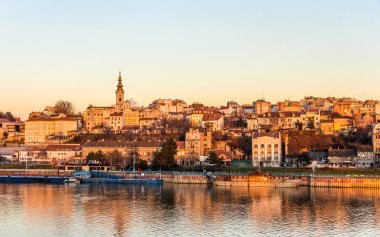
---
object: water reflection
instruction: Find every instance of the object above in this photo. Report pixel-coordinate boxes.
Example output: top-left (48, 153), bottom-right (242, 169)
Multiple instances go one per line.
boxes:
top-left (1, 184), bottom-right (380, 236)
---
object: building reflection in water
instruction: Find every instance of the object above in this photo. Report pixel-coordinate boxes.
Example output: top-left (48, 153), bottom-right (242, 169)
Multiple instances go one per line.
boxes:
top-left (1, 184), bottom-right (380, 236)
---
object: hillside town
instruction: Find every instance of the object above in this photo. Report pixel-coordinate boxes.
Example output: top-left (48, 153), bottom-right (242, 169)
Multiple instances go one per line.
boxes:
top-left (1, 72), bottom-right (380, 170)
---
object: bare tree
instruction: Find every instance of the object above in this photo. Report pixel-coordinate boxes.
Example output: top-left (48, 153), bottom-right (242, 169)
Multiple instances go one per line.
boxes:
top-left (55, 100), bottom-right (75, 115)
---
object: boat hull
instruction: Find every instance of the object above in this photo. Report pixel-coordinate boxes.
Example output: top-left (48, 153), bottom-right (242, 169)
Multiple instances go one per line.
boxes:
top-left (214, 176), bottom-right (301, 188)
top-left (81, 178), bottom-right (164, 185)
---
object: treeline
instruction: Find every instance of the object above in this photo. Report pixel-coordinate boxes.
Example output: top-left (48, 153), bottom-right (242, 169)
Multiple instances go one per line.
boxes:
top-left (285, 129), bottom-right (371, 156)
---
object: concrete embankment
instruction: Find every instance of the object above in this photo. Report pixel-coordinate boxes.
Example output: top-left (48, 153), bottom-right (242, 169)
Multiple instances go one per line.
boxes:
top-left (300, 176), bottom-right (380, 188)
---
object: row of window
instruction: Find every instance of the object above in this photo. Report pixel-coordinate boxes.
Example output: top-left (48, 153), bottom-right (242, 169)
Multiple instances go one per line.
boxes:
top-left (253, 144), bottom-right (279, 148)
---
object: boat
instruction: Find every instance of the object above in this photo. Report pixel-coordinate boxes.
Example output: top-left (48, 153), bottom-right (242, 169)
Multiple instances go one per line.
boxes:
top-left (214, 171), bottom-right (301, 188)
top-left (80, 177), bottom-right (164, 185)
top-left (64, 177), bottom-right (80, 184)
top-left (74, 171), bottom-right (164, 185)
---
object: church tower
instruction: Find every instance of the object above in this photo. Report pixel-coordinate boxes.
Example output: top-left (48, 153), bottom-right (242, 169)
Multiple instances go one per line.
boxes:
top-left (115, 70), bottom-right (125, 111)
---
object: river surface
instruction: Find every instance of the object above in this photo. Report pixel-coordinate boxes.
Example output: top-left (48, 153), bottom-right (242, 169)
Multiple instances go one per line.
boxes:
top-left (1, 184), bottom-right (380, 236)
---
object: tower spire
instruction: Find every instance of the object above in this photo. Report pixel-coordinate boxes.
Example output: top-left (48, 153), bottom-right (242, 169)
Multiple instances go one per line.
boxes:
top-left (117, 70), bottom-right (123, 88)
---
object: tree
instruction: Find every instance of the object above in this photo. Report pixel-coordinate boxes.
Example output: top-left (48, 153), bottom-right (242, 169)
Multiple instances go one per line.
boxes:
top-left (0, 112), bottom-right (15, 122)
top-left (86, 150), bottom-right (106, 164)
top-left (107, 150), bottom-right (124, 169)
top-left (228, 136), bottom-right (252, 158)
top-left (101, 122), bottom-right (112, 135)
top-left (207, 152), bottom-right (219, 164)
top-left (55, 100), bottom-right (75, 115)
top-left (136, 160), bottom-right (148, 170)
top-left (307, 120), bottom-right (315, 130)
top-left (152, 137), bottom-right (178, 169)
top-left (2, 132), bottom-right (8, 139)
top-left (126, 147), bottom-right (140, 170)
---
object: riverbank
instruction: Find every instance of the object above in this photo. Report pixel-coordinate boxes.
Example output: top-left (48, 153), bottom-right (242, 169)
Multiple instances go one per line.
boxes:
top-left (4, 169), bottom-right (380, 188)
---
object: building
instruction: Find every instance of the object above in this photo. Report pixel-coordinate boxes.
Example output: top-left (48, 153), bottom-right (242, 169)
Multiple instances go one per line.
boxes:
top-left (320, 120), bottom-right (334, 134)
top-left (252, 132), bottom-right (281, 167)
top-left (356, 146), bottom-right (374, 168)
top-left (373, 124), bottom-right (380, 166)
top-left (45, 144), bottom-right (82, 164)
top-left (328, 148), bottom-right (356, 168)
top-left (148, 99), bottom-right (187, 114)
top-left (25, 114), bottom-right (81, 144)
top-left (277, 100), bottom-right (302, 112)
top-left (82, 140), bottom-right (162, 163)
top-left (333, 116), bottom-right (354, 133)
top-left (253, 99), bottom-right (271, 115)
top-left (183, 129), bottom-right (212, 165)
top-left (201, 113), bottom-right (224, 131)
top-left (0, 118), bottom-right (25, 141)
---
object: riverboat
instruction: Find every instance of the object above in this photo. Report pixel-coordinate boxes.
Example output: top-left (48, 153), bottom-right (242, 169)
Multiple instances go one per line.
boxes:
top-left (214, 171), bottom-right (301, 188)
top-left (74, 171), bottom-right (164, 185)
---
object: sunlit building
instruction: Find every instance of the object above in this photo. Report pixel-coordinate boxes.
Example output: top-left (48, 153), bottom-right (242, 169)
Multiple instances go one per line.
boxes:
top-left (252, 132), bottom-right (281, 167)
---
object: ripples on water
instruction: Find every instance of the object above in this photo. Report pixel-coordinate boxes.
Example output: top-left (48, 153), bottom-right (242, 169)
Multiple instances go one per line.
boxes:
top-left (0, 184), bottom-right (380, 237)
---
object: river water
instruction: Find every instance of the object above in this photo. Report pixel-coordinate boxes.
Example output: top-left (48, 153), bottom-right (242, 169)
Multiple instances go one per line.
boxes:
top-left (0, 184), bottom-right (380, 236)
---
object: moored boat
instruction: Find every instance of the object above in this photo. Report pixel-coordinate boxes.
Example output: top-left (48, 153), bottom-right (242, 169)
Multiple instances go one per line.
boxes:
top-left (214, 171), bottom-right (301, 188)
top-left (64, 177), bottom-right (80, 184)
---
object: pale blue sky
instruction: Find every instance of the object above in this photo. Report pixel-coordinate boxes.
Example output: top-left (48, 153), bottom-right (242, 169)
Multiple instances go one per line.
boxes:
top-left (1, 0), bottom-right (380, 119)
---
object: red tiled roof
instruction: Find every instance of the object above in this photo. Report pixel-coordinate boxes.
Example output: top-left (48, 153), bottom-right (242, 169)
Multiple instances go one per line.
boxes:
top-left (202, 113), bottom-right (223, 121)
top-left (82, 141), bottom-right (162, 148)
top-left (45, 144), bottom-right (81, 151)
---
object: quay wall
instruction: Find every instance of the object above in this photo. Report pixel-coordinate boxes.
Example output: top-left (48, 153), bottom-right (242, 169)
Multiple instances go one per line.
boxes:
top-left (300, 176), bottom-right (380, 188)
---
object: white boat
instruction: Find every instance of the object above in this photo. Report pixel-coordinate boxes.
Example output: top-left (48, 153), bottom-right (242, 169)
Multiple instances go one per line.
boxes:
top-left (64, 177), bottom-right (80, 184)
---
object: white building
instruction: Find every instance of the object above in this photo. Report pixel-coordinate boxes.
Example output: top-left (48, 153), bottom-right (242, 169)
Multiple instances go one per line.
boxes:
top-left (356, 146), bottom-right (375, 168)
top-left (252, 132), bottom-right (281, 167)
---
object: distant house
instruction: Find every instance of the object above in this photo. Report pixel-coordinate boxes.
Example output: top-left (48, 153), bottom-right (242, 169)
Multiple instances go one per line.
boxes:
top-left (307, 151), bottom-right (328, 164)
top-left (328, 148), bottom-right (356, 168)
top-left (201, 113), bottom-right (224, 131)
top-left (356, 146), bottom-right (375, 168)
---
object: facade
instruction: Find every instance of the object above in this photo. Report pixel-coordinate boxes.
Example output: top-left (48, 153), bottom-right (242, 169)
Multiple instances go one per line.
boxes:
top-left (0, 118), bottom-right (25, 141)
top-left (373, 124), bottom-right (380, 163)
top-left (82, 140), bottom-right (162, 163)
top-left (356, 146), bottom-right (374, 168)
top-left (25, 115), bottom-right (81, 144)
top-left (183, 129), bottom-right (212, 165)
top-left (277, 100), bottom-right (302, 112)
top-left (148, 99), bottom-right (187, 114)
top-left (201, 113), bottom-right (224, 131)
top-left (333, 116), bottom-right (354, 133)
top-left (252, 132), bottom-right (281, 167)
top-left (45, 144), bottom-right (82, 164)
top-left (328, 148), bottom-right (356, 168)
top-left (320, 120), bottom-right (334, 134)
top-left (253, 99), bottom-right (271, 115)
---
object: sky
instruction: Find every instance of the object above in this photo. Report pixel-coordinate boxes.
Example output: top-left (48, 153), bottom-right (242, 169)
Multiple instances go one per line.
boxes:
top-left (0, 0), bottom-right (380, 120)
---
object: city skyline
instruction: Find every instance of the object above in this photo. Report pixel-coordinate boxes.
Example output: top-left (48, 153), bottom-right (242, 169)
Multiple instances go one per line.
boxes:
top-left (1, 0), bottom-right (380, 119)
